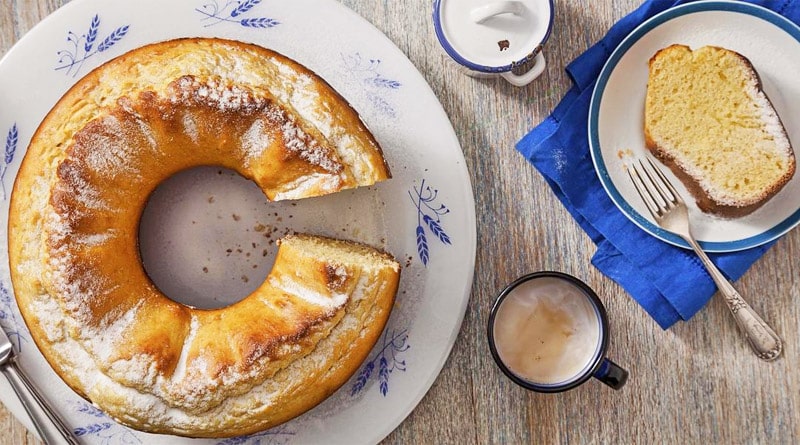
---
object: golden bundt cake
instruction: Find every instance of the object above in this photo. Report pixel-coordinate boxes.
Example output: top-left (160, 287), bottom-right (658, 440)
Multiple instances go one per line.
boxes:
top-left (8, 38), bottom-right (400, 437)
top-left (644, 44), bottom-right (796, 217)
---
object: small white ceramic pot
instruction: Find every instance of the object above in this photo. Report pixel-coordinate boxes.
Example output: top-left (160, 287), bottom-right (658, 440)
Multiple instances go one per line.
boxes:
top-left (433, 0), bottom-right (554, 86)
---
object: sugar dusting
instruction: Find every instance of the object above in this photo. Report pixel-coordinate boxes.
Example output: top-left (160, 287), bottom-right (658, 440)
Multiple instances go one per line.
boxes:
top-left (279, 117), bottom-right (341, 174)
top-left (181, 112), bottom-right (199, 144)
top-left (748, 82), bottom-right (793, 159)
top-left (90, 301), bottom-right (142, 363)
top-left (167, 74), bottom-right (343, 174)
top-left (272, 172), bottom-right (342, 200)
top-left (241, 118), bottom-right (270, 166)
top-left (80, 114), bottom-right (142, 178)
top-left (70, 230), bottom-right (117, 247)
top-left (267, 274), bottom-right (349, 313)
top-left (53, 159), bottom-right (111, 211)
top-left (170, 315), bottom-right (199, 382)
top-left (270, 58), bottom-right (371, 180)
top-left (169, 76), bottom-right (267, 113)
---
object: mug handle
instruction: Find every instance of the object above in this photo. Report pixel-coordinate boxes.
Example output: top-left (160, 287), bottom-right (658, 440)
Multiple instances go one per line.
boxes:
top-left (593, 357), bottom-right (629, 390)
top-left (500, 51), bottom-right (546, 87)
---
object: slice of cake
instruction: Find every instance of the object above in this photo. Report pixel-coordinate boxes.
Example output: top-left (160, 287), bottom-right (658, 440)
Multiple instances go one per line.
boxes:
top-left (644, 44), bottom-right (795, 217)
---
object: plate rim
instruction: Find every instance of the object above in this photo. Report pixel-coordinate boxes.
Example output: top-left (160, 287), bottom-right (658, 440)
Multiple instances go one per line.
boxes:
top-left (588, 0), bottom-right (800, 253)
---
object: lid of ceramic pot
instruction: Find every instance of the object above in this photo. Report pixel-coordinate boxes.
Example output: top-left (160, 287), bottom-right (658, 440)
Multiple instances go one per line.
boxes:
top-left (433, 0), bottom-right (554, 72)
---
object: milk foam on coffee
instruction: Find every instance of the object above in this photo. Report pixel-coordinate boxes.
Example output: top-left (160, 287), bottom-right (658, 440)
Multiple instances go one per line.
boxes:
top-left (493, 277), bottom-right (601, 384)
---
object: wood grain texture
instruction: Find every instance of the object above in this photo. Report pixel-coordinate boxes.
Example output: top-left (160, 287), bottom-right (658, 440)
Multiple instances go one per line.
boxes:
top-left (2, 0), bottom-right (799, 444)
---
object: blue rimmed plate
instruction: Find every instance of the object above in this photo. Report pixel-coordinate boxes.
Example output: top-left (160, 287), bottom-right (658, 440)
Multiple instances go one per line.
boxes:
top-left (0, 0), bottom-right (476, 443)
top-left (589, 0), bottom-right (800, 252)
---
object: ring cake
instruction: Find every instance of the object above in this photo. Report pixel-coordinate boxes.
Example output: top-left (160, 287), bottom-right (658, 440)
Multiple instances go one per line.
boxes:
top-left (645, 44), bottom-right (796, 217)
top-left (8, 38), bottom-right (401, 437)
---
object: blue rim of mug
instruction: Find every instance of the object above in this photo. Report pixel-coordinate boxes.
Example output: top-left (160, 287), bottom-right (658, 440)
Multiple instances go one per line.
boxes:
top-left (487, 271), bottom-right (609, 393)
top-left (431, 0), bottom-right (555, 73)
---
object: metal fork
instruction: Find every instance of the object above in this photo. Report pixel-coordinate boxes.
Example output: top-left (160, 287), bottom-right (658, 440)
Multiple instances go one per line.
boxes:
top-left (627, 157), bottom-right (783, 361)
top-left (1, 326), bottom-right (78, 444)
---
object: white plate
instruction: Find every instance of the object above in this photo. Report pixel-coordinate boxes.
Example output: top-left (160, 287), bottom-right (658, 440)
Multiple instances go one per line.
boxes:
top-left (589, 0), bottom-right (800, 252)
top-left (0, 0), bottom-right (476, 443)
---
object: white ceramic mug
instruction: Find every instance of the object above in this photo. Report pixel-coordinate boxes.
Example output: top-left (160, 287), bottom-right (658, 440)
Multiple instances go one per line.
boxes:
top-left (433, 0), bottom-right (554, 86)
top-left (488, 271), bottom-right (629, 392)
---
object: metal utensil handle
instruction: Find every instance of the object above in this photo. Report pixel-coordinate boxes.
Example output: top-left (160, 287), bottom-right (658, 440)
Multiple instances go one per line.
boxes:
top-left (685, 236), bottom-right (783, 361)
top-left (1, 359), bottom-right (78, 444)
top-left (717, 279), bottom-right (783, 361)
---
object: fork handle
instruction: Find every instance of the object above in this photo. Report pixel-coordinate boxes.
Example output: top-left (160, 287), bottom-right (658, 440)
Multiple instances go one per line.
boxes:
top-left (685, 237), bottom-right (783, 361)
top-left (1, 358), bottom-right (78, 444)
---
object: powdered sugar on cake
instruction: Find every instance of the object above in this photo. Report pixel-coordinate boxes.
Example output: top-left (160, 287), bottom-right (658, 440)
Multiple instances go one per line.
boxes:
top-left (79, 114), bottom-right (144, 178)
top-left (270, 58), bottom-right (373, 180)
top-left (241, 118), bottom-right (271, 165)
top-left (170, 76), bottom-right (265, 113)
top-left (279, 117), bottom-right (342, 174)
top-left (748, 82), bottom-right (793, 158)
top-left (268, 274), bottom-right (349, 314)
top-left (167, 74), bottom-right (343, 174)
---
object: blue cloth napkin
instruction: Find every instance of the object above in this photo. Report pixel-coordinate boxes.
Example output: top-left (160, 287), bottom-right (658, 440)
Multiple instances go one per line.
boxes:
top-left (516, 0), bottom-right (800, 329)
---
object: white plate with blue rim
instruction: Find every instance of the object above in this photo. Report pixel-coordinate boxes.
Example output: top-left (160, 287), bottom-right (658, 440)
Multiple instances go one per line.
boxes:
top-left (0, 0), bottom-right (476, 443)
top-left (589, 0), bottom-right (800, 252)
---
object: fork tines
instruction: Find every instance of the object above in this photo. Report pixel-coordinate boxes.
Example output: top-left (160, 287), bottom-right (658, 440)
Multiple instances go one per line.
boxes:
top-left (626, 157), bottom-right (682, 219)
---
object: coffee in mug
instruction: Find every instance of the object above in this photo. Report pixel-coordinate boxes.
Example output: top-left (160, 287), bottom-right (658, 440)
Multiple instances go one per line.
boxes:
top-left (488, 271), bottom-right (627, 392)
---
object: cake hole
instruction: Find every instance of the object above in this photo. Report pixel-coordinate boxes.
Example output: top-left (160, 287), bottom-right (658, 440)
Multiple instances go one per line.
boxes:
top-left (139, 166), bottom-right (278, 309)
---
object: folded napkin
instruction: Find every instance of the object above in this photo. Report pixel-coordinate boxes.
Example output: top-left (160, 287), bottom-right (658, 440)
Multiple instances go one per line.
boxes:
top-left (516, 0), bottom-right (800, 329)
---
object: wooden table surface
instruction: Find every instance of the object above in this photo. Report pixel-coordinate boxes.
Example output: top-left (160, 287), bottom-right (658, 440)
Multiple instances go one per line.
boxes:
top-left (2, 0), bottom-right (799, 443)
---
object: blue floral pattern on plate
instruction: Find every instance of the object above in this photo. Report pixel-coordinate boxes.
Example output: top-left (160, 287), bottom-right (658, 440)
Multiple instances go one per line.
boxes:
top-left (0, 279), bottom-right (28, 352)
top-left (1, 123), bottom-right (17, 200)
top-left (55, 14), bottom-right (129, 77)
top-left (196, 0), bottom-right (280, 28)
top-left (350, 327), bottom-right (409, 397)
top-left (71, 400), bottom-right (297, 445)
top-left (409, 179), bottom-right (452, 266)
top-left (214, 425), bottom-right (294, 445)
top-left (71, 401), bottom-right (142, 444)
top-left (341, 53), bottom-right (401, 118)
